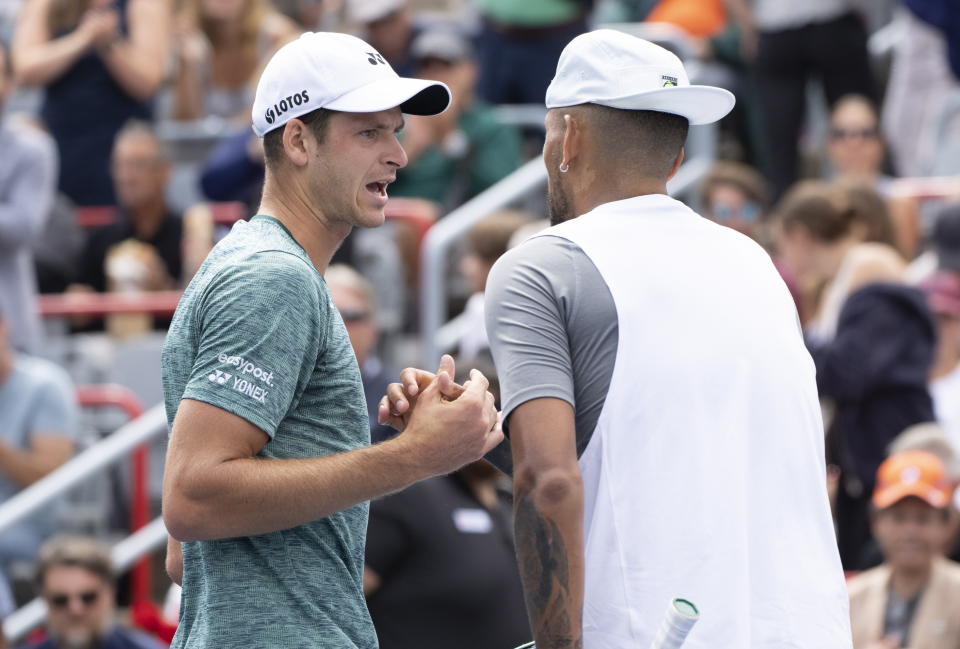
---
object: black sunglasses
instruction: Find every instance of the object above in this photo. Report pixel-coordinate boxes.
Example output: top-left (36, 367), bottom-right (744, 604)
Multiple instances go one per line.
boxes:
top-left (829, 127), bottom-right (879, 140)
top-left (47, 590), bottom-right (100, 609)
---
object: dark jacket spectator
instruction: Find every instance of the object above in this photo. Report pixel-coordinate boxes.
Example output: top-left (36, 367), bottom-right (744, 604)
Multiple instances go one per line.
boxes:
top-left (809, 282), bottom-right (936, 568)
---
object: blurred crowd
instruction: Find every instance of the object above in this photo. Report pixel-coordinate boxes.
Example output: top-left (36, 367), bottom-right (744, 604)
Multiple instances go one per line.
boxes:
top-left (1, 0), bottom-right (960, 647)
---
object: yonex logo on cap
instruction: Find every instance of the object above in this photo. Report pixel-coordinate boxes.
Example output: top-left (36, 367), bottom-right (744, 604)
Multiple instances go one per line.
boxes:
top-left (367, 51), bottom-right (386, 65)
top-left (264, 89), bottom-right (310, 126)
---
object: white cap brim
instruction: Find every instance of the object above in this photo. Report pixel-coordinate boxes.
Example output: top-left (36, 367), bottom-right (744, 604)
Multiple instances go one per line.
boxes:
top-left (326, 77), bottom-right (450, 116)
top-left (550, 85), bottom-right (735, 126)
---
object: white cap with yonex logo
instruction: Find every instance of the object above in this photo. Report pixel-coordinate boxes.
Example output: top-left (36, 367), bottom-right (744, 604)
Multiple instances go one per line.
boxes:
top-left (545, 29), bottom-right (735, 125)
top-left (251, 32), bottom-right (451, 137)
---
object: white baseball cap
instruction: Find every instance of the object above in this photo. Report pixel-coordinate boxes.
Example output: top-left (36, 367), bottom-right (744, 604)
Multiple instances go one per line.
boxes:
top-left (251, 32), bottom-right (450, 137)
top-left (545, 29), bottom-right (735, 125)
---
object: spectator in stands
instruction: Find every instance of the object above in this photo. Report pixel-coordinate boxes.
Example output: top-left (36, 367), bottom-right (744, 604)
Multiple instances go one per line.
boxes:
top-left (922, 271), bottom-right (960, 454)
top-left (364, 363), bottom-right (531, 649)
top-left (0, 309), bottom-right (78, 574)
top-left (172, 0), bottom-right (298, 121)
top-left (699, 160), bottom-right (769, 242)
top-left (70, 121), bottom-right (182, 296)
top-left (827, 95), bottom-right (892, 194)
top-left (888, 423), bottom-right (960, 563)
top-left (847, 451), bottom-right (960, 649)
top-left (0, 40), bottom-right (58, 354)
top-left (777, 182), bottom-right (936, 569)
top-left (325, 264), bottom-right (395, 444)
top-left (724, 0), bottom-right (876, 200)
top-left (347, 0), bottom-right (416, 77)
top-left (471, 0), bottom-right (588, 105)
top-left (883, 0), bottom-right (960, 179)
top-left (12, 0), bottom-right (171, 206)
top-left (776, 181), bottom-right (904, 338)
top-left (390, 27), bottom-right (522, 210)
top-left (29, 536), bottom-right (165, 649)
top-left (826, 97), bottom-right (921, 256)
top-left (454, 210), bottom-right (529, 361)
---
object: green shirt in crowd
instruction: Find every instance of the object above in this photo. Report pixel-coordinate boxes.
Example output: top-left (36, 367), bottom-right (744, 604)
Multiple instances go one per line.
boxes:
top-left (161, 215), bottom-right (375, 649)
top-left (390, 102), bottom-right (521, 209)
top-left (472, 0), bottom-right (582, 26)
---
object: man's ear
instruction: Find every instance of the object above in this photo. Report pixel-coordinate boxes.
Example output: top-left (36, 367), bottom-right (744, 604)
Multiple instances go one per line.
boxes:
top-left (667, 146), bottom-right (685, 181)
top-left (560, 113), bottom-right (582, 172)
top-left (282, 119), bottom-right (312, 167)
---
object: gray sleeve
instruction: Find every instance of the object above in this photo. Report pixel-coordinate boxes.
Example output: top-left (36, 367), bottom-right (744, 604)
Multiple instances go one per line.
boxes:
top-left (483, 235), bottom-right (618, 473)
top-left (0, 129), bottom-right (57, 251)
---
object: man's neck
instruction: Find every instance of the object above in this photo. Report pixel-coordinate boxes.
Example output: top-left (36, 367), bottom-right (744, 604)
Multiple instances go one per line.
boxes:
top-left (572, 177), bottom-right (669, 218)
top-left (127, 199), bottom-right (167, 240)
top-left (890, 563), bottom-right (933, 601)
top-left (257, 180), bottom-right (351, 275)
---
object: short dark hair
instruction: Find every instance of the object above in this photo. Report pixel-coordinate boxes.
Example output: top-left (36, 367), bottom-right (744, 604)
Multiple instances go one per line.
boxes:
top-left (577, 105), bottom-right (690, 178)
top-left (263, 108), bottom-right (335, 169)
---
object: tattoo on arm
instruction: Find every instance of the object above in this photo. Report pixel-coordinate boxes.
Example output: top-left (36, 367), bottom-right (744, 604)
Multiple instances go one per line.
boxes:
top-left (515, 492), bottom-right (583, 649)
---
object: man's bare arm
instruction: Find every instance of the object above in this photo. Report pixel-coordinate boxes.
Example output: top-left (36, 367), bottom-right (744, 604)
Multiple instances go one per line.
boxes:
top-left (163, 370), bottom-right (501, 542)
top-left (510, 398), bottom-right (585, 649)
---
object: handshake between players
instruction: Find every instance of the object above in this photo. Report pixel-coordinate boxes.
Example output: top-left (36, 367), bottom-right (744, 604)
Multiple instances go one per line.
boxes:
top-left (377, 354), bottom-right (503, 475)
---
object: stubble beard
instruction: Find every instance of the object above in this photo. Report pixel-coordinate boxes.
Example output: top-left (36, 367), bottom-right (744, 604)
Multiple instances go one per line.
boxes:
top-left (547, 171), bottom-right (573, 226)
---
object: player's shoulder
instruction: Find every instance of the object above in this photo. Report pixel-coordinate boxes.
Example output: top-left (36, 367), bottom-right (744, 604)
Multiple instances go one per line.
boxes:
top-left (206, 221), bottom-right (321, 292)
top-left (491, 232), bottom-right (590, 283)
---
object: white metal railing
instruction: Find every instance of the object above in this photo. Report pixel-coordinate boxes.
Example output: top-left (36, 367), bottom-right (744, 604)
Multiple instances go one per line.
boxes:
top-left (0, 405), bottom-right (170, 643)
top-left (0, 404), bottom-right (167, 537)
top-left (2, 517), bottom-right (169, 644)
top-left (419, 156), bottom-right (548, 366)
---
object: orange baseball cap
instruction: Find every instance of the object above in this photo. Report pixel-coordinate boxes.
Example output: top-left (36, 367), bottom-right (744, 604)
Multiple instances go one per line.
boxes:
top-left (873, 450), bottom-right (953, 509)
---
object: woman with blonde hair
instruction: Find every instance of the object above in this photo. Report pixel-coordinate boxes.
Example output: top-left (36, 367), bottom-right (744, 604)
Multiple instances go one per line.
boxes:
top-left (12, 0), bottom-right (171, 205)
top-left (172, 0), bottom-right (298, 121)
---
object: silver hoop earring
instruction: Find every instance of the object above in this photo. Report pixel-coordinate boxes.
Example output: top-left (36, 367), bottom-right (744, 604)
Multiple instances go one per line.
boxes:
top-left (559, 162), bottom-right (569, 173)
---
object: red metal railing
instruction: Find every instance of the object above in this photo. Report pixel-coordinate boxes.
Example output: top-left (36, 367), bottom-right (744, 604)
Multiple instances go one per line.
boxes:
top-left (74, 385), bottom-right (152, 607)
top-left (37, 291), bottom-right (182, 318)
top-left (74, 198), bottom-right (438, 250)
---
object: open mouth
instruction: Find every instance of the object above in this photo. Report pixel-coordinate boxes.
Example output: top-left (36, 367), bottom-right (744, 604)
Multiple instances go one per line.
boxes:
top-left (366, 181), bottom-right (389, 199)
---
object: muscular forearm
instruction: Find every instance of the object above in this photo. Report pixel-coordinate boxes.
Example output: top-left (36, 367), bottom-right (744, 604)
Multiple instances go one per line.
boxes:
top-left (514, 469), bottom-right (585, 649)
top-left (0, 441), bottom-right (63, 488)
top-left (163, 436), bottom-right (431, 542)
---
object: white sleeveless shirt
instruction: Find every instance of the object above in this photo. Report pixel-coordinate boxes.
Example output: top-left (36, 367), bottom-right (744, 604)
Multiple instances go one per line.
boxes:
top-left (536, 194), bottom-right (852, 649)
